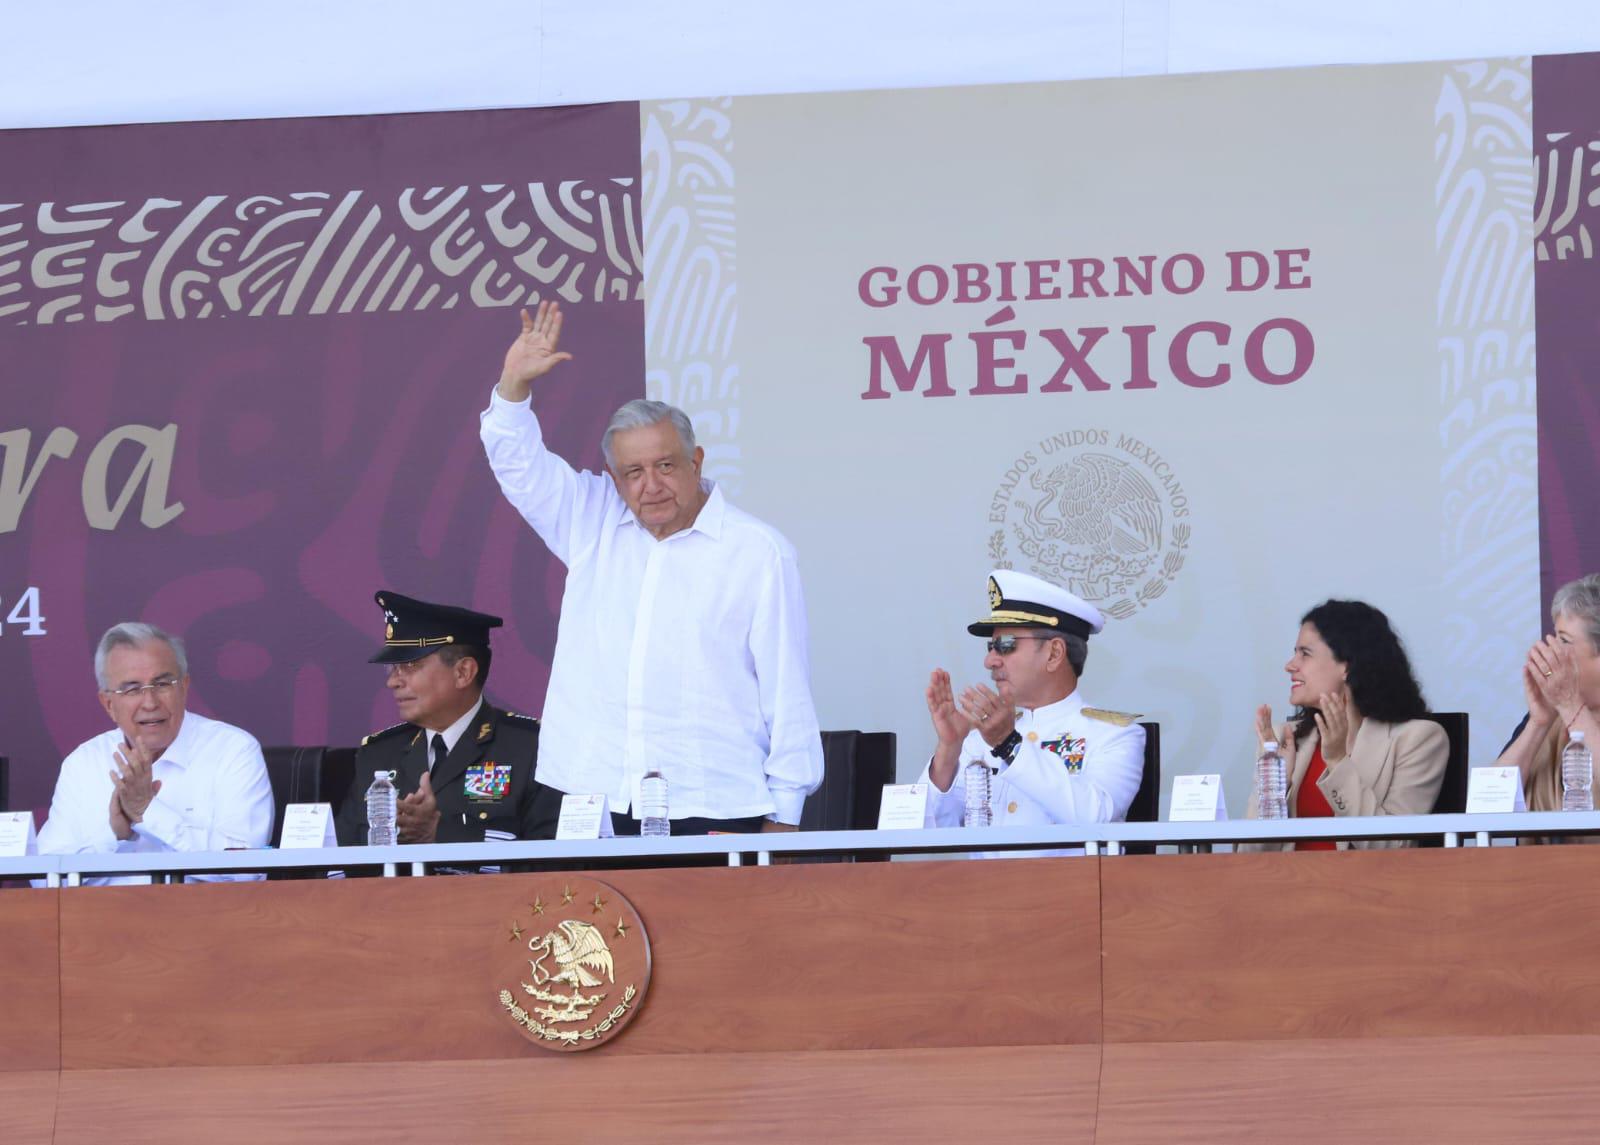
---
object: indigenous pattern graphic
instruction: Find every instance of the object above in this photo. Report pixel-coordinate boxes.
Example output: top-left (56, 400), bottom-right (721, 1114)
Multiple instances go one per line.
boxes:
top-left (1435, 58), bottom-right (1540, 759)
top-left (0, 180), bottom-right (642, 325)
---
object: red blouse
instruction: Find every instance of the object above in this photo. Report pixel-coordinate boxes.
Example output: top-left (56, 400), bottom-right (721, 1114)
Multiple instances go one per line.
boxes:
top-left (1294, 743), bottom-right (1337, 852)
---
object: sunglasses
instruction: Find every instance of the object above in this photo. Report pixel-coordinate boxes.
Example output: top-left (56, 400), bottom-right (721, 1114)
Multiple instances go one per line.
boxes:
top-left (985, 634), bottom-right (1056, 655)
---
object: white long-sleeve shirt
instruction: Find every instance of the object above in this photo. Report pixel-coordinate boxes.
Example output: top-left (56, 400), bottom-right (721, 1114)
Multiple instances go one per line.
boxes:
top-left (38, 710), bottom-right (274, 884)
top-left (480, 390), bottom-right (824, 823)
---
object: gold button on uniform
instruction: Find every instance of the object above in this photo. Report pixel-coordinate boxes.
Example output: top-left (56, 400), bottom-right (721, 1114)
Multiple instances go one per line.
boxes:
top-left (1007, 801), bottom-right (1019, 814)
top-left (1026, 732), bottom-right (1038, 742)
top-left (478, 811), bottom-right (488, 820)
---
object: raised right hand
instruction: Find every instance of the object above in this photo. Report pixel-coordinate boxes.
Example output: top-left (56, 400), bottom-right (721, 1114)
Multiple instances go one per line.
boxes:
top-left (1254, 704), bottom-right (1276, 751)
top-left (1254, 703), bottom-right (1297, 762)
top-left (496, 301), bottom-right (574, 402)
top-left (927, 668), bottom-right (977, 749)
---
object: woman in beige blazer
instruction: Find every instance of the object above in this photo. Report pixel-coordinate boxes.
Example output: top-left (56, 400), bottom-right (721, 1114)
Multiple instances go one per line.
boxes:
top-left (1248, 600), bottom-right (1447, 849)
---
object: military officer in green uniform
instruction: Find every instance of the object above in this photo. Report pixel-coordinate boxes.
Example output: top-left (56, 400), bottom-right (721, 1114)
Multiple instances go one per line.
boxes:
top-left (921, 569), bottom-right (1147, 831)
top-left (335, 590), bottom-right (560, 846)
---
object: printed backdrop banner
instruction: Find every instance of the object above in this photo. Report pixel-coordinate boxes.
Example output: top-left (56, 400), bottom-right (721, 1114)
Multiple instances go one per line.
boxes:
top-left (0, 107), bottom-right (645, 813)
top-left (5, 54), bottom-right (1586, 818)
top-left (650, 60), bottom-right (1549, 813)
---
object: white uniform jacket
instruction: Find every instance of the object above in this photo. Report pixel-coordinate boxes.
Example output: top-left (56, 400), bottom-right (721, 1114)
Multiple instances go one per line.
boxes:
top-left (922, 690), bottom-right (1146, 829)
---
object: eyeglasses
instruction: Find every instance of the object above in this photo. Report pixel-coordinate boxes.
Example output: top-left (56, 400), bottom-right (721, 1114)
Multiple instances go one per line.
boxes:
top-left (384, 657), bottom-right (436, 677)
top-left (105, 678), bottom-right (181, 699)
top-left (985, 635), bottom-right (1056, 655)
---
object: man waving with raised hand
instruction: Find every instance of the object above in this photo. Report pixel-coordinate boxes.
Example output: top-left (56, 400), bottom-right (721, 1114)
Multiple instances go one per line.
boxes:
top-left (479, 302), bottom-right (823, 837)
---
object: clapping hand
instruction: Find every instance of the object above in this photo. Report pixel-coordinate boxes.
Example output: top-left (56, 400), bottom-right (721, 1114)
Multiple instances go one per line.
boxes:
top-left (397, 772), bottom-right (440, 844)
top-left (1254, 704), bottom-right (1276, 751)
top-left (926, 669), bottom-right (976, 749)
top-left (1522, 657), bottom-right (1558, 727)
top-left (1254, 704), bottom-right (1296, 763)
top-left (108, 785), bottom-right (136, 841)
top-left (109, 739), bottom-right (162, 833)
top-left (496, 301), bottom-right (574, 403)
top-left (959, 680), bottom-right (1018, 748)
top-left (1313, 687), bottom-right (1360, 764)
top-left (1528, 635), bottom-right (1581, 722)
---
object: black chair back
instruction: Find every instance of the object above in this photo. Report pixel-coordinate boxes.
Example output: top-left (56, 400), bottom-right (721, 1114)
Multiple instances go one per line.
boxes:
top-left (802, 730), bottom-right (899, 833)
top-left (1424, 712), bottom-right (1470, 814)
top-left (262, 746), bottom-right (358, 847)
top-left (854, 731), bottom-right (897, 828)
top-left (0, 755), bottom-right (8, 813)
top-left (1122, 722), bottom-right (1161, 855)
top-left (802, 731), bottom-right (858, 831)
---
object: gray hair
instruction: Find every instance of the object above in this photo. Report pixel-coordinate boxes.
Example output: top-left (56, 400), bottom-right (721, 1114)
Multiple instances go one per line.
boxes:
top-left (1025, 629), bottom-right (1089, 677)
top-left (95, 622), bottom-right (187, 690)
top-left (1552, 574), bottom-right (1600, 651)
top-left (1062, 633), bottom-right (1089, 677)
top-left (601, 400), bottom-right (697, 468)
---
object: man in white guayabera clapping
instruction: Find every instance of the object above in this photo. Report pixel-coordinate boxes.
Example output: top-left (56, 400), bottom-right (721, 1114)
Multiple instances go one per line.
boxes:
top-left (479, 301), bottom-right (823, 837)
top-left (37, 622), bottom-right (273, 884)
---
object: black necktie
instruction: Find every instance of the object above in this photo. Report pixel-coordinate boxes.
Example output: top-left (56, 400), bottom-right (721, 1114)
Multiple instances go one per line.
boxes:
top-left (431, 734), bottom-right (447, 774)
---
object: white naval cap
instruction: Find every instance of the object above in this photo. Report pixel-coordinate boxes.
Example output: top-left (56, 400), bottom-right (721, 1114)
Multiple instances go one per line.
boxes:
top-left (967, 569), bottom-right (1105, 639)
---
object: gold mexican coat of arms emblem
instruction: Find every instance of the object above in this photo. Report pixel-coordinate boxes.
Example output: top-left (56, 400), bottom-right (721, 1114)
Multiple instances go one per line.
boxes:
top-left (491, 876), bottom-right (651, 1051)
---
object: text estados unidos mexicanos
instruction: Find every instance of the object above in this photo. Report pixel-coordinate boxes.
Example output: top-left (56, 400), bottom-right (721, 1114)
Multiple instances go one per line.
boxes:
top-left (857, 249), bottom-right (1314, 399)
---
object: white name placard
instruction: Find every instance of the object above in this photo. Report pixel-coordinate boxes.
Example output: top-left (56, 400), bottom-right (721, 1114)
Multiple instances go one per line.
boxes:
top-left (556, 793), bottom-right (614, 840)
top-left (279, 803), bottom-right (336, 849)
top-left (1168, 774), bottom-right (1228, 822)
top-left (877, 783), bottom-right (930, 830)
top-left (1466, 766), bottom-right (1527, 814)
top-left (0, 811), bottom-right (38, 856)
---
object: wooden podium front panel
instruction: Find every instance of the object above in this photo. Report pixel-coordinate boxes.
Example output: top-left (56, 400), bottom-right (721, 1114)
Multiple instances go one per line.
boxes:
top-left (0, 1071), bottom-right (59, 1145)
top-left (1100, 848), bottom-right (1600, 1043)
top-left (51, 1045), bottom-right (1101, 1145)
top-left (0, 890), bottom-right (59, 1073)
top-left (59, 857), bottom-right (1101, 1069)
top-left (1096, 1035), bottom-right (1600, 1145)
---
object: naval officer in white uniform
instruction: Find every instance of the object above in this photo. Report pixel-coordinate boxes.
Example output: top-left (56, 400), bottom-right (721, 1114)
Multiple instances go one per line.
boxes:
top-left (922, 569), bottom-right (1146, 830)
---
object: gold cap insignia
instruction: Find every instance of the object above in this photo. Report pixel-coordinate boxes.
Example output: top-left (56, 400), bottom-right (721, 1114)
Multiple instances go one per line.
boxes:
top-left (386, 623), bottom-right (394, 640)
top-left (492, 878), bottom-right (651, 1052)
top-left (987, 576), bottom-right (1003, 611)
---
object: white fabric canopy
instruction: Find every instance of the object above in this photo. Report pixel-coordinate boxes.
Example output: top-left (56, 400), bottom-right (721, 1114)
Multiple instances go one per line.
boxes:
top-left (4, 0), bottom-right (1598, 129)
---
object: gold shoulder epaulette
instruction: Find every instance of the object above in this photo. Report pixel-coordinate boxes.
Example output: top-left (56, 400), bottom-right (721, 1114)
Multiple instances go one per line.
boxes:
top-left (1082, 707), bottom-right (1142, 727)
top-left (502, 711), bottom-right (541, 728)
top-left (360, 721), bottom-right (411, 747)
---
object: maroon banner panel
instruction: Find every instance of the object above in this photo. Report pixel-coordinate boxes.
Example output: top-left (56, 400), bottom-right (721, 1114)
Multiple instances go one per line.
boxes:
top-left (0, 105), bottom-right (644, 813)
top-left (1533, 52), bottom-right (1600, 613)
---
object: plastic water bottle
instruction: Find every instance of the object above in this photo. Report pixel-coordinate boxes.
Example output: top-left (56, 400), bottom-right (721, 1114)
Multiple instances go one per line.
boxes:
top-left (963, 757), bottom-right (992, 828)
top-left (366, 770), bottom-right (398, 846)
top-left (1562, 730), bottom-right (1593, 812)
top-left (640, 769), bottom-right (670, 837)
top-left (1255, 741), bottom-right (1288, 820)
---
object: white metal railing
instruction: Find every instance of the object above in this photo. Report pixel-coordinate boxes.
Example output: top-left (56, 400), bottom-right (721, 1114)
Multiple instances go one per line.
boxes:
top-left (4, 809), bottom-right (1599, 884)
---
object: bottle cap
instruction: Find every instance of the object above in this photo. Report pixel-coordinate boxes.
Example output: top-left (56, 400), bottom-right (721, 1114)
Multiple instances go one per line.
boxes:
top-left (1263, 741), bottom-right (1278, 752)
top-left (1572, 730), bottom-right (1586, 744)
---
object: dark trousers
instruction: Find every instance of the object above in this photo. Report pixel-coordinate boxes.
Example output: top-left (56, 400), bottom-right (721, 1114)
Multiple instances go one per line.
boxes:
top-left (610, 813), bottom-right (767, 837)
